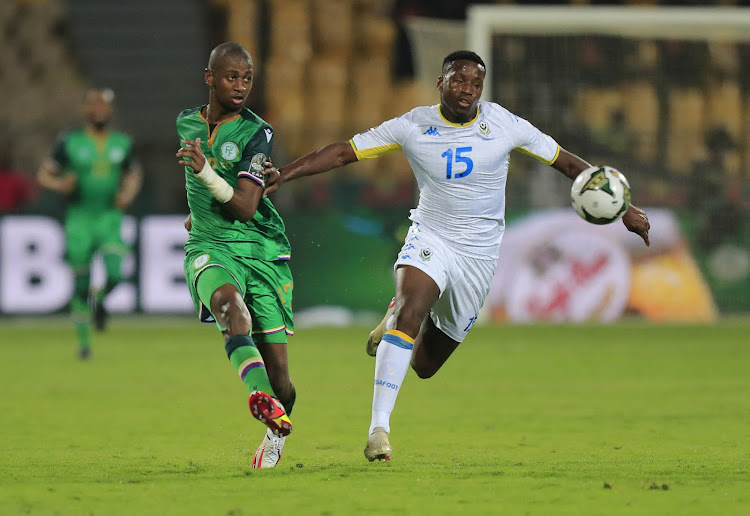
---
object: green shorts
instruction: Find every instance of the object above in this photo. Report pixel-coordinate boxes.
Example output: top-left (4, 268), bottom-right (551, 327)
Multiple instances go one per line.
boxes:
top-left (184, 247), bottom-right (294, 343)
top-left (65, 209), bottom-right (127, 270)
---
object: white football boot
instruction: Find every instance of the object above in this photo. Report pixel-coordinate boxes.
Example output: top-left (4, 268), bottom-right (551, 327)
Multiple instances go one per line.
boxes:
top-left (364, 427), bottom-right (392, 462)
top-left (251, 428), bottom-right (287, 468)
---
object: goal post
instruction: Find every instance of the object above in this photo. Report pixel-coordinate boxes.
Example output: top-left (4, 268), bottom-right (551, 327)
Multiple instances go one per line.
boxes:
top-left (467, 5), bottom-right (750, 76)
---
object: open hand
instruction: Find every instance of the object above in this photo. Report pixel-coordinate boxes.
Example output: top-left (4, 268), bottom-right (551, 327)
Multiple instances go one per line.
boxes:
top-left (622, 205), bottom-right (650, 246)
top-left (177, 138), bottom-right (206, 172)
top-left (262, 159), bottom-right (282, 195)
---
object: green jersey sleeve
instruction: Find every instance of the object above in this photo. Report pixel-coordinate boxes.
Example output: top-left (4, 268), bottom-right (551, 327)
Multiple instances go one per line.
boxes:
top-left (237, 124), bottom-right (273, 189)
top-left (51, 133), bottom-right (70, 169)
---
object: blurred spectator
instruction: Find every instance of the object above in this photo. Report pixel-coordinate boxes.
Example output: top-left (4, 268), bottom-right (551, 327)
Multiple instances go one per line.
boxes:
top-left (0, 144), bottom-right (36, 214)
top-left (590, 108), bottom-right (631, 157)
top-left (689, 126), bottom-right (744, 250)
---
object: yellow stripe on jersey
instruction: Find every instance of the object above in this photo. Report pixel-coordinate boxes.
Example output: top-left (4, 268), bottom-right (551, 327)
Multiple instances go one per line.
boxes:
top-left (437, 105), bottom-right (480, 127)
top-left (514, 144), bottom-right (560, 166)
top-left (349, 139), bottom-right (402, 161)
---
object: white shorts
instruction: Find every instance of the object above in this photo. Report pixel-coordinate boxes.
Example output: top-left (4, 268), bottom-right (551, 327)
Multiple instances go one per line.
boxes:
top-left (394, 223), bottom-right (496, 343)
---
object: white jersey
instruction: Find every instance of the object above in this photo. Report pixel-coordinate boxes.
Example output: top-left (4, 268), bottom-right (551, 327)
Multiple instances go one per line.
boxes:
top-left (350, 102), bottom-right (559, 259)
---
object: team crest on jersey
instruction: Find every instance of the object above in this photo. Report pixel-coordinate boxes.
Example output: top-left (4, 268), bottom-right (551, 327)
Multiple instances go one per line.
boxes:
top-left (108, 148), bottom-right (125, 163)
top-left (419, 248), bottom-right (432, 261)
top-left (192, 254), bottom-right (210, 269)
top-left (478, 120), bottom-right (492, 139)
top-left (220, 141), bottom-right (240, 161)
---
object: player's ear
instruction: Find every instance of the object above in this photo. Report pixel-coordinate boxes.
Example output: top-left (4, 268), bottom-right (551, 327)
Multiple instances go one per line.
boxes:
top-left (436, 75), bottom-right (444, 89)
top-left (204, 68), bottom-right (213, 87)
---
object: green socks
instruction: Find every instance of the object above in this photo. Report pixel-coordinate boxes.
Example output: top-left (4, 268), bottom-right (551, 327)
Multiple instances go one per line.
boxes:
top-left (225, 334), bottom-right (274, 395)
top-left (71, 294), bottom-right (91, 350)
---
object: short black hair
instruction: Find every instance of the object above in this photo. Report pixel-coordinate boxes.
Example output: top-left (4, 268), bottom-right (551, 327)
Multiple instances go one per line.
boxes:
top-left (207, 41), bottom-right (252, 70)
top-left (442, 50), bottom-right (485, 75)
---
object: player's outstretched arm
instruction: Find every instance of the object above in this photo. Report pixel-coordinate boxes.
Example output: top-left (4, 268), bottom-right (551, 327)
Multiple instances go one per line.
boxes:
top-left (115, 164), bottom-right (143, 210)
top-left (37, 158), bottom-right (77, 195)
top-left (177, 137), bottom-right (264, 223)
top-left (264, 142), bottom-right (357, 195)
top-left (551, 147), bottom-right (650, 247)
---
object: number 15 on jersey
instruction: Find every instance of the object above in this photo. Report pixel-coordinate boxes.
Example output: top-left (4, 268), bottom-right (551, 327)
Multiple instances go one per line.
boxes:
top-left (442, 147), bottom-right (473, 179)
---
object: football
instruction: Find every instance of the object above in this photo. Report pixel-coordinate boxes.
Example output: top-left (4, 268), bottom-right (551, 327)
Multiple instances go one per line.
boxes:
top-left (570, 165), bottom-right (631, 225)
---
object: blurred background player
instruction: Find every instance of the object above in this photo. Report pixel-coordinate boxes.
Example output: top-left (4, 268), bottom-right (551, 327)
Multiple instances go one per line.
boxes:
top-left (37, 88), bottom-right (142, 360)
top-left (176, 42), bottom-right (295, 469)
top-left (266, 50), bottom-right (651, 462)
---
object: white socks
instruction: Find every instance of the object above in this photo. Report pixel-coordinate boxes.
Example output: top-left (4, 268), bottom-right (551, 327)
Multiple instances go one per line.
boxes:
top-left (369, 327), bottom-right (413, 436)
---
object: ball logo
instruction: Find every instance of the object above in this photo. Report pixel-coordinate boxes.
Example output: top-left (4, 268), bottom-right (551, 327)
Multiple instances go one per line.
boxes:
top-left (580, 167), bottom-right (615, 197)
top-left (220, 142), bottom-right (240, 161)
top-left (192, 254), bottom-right (210, 269)
top-left (419, 248), bottom-right (432, 261)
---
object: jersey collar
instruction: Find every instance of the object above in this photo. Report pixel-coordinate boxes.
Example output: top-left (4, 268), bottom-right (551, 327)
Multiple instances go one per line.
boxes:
top-left (199, 106), bottom-right (241, 147)
top-left (437, 105), bottom-right (480, 127)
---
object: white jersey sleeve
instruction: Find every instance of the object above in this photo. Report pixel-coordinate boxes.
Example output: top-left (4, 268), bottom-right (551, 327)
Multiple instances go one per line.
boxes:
top-left (349, 113), bottom-right (415, 160)
top-left (509, 113), bottom-right (560, 165)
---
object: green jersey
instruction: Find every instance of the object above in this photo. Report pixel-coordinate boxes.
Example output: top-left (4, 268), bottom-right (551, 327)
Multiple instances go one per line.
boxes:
top-left (177, 106), bottom-right (290, 261)
top-left (52, 129), bottom-right (135, 213)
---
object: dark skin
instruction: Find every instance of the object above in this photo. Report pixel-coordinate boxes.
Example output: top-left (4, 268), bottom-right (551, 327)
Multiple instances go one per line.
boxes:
top-left (267, 58), bottom-right (651, 379)
top-left (176, 46), bottom-right (292, 405)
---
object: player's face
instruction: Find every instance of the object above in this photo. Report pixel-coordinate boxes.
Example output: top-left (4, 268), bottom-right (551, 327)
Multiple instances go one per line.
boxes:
top-left (206, 56), bottom-right (253, 114)
top-left (83, 90), bottom-right (113, 130)
top-left (437, 60), bottom-right (485, 123)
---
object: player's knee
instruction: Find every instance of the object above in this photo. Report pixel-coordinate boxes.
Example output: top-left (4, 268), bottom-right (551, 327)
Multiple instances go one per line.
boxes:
top-left (393, 305), bottom-right (427, 335)
top-left (211, 290), bottom-right (251, 334)
top-left (410, 359), bottom-right (437, 379)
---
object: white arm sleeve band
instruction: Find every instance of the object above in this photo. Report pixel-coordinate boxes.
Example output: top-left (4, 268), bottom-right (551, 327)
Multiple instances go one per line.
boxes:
top-left (194, 161), bottom-right (234, 203)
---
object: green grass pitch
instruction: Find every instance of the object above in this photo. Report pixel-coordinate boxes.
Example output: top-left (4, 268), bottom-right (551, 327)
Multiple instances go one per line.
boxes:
top-left (1, 320), bottom-right (748, 515)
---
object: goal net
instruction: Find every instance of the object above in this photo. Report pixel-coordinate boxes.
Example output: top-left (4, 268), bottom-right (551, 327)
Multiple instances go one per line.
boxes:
top-left (463, 5), bottom-right (750, 207)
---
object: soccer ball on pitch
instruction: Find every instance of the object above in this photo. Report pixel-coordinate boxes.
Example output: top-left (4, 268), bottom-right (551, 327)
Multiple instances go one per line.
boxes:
top-left (570, 165), bottom-right (631, 225)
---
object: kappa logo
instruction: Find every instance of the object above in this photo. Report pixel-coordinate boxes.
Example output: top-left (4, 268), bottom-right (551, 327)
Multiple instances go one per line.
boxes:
top-left (192, 254), bottom-right (210, 269)
top-left (264, 127), bottom-right (273, 142)
top-left (419, 248), bottom-right (432, 261)
top-left (403, 243), bottom-right (416, 251)
top-left (423, 126), bottom-right (440, 136)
